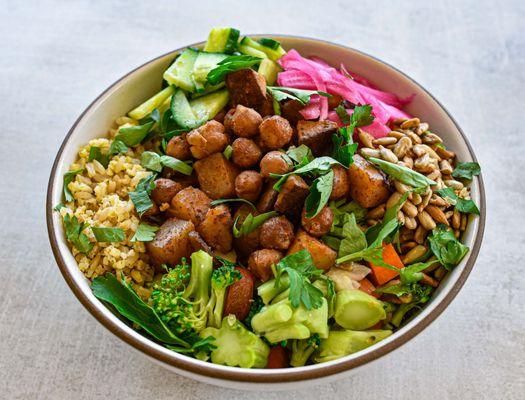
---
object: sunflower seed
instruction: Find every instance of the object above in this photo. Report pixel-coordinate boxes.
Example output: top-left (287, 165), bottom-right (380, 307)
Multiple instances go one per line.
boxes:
top-left (425, 205), bottom-right (449, 225)
top-left (434, 146), bottom-right (455, 160)
top-left (416, 122), bottom-right (430, 135)
top-left (439, 159), bottom-right (453, 175)
top-left (444, 179), bottom-right (464, 190)
top-left (388, 130), bottom-right (406, 139)
top-left (366, 204), bottom-right (386, 219)
top-left (452, 209), bottom-right (461, 229)
top-left (358, 129), bottom-right (375, 148)
top-left (417, 211), bottom-right (436, 230)
top-left (373, 137), bottom-right (398, 146)
top-left (402, 245), bottom-right (427, 264)
top-left (393, 136), bottom-right (412, 159)
top-left (422, 132), bottom-right (442, 144)
top-left (360, 148), bottom-right (381, 158)
top-left (414, 225), bottom-right (428, 244)
top-left (402, 201), bottom-right (418, 218)
top-left (379, 145), bottom-right (398, 163)
top-left (404, 216), bottom-right (418, 230)
top-left (387, 192), bottom-right (406, 209)
top-left (401, 118), bottom-right (421, 129)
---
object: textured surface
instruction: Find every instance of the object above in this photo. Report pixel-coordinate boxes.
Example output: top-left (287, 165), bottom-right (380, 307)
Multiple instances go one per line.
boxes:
top-left (1, 0), bottom-right (524, 398)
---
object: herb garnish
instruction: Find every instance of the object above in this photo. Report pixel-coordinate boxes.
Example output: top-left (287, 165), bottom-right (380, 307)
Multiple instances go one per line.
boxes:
top-left (428, 224), bottom-right (469, 270)
top-left (210, 198), bottom-right (257, 211)
top-left (140, 151), bottom-right (193, 175)
top-left (270, 156), bottom-right (341, 191)
top-left (88, 146), bottom-right (110, 168)
top-left (304, 169), bottom-right (334, 218)
top-left (114, 121), bottom-right (154, 146)
top-left (207, 55), bottom-right (262, 85)
top-left (274, 249), bottom-right (324, 310)
top-left (266, 86), bottom-right (331, 106)
top-left (131, 222), bottom-right (159, 242)
top-left (233, 211), bottom-right (278, 238)
top-left (436, 187), bottom-right (480, 215)
top-left (108, 139), bottom-right (129, 156)
top-left (452, 162), bottom-right (481, 180)
top-left (63, 214), bottom-right (93, 254)
top-left (223, 145), bottom-right (233, 160)
top-left (63, 169), bottom-right (83, 202)
top-left (286, 145), bottom-right (314, 167)
top-left (368, 157), bottom-right (437, 188)
top-left (129, 174), bottom-right (156, 216)
top-left (91, 226), bottom-right (125, 242)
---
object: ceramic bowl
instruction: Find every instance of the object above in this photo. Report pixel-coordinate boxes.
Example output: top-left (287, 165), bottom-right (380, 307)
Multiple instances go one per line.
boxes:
top-left (47, 35), bottom-right (485, 390)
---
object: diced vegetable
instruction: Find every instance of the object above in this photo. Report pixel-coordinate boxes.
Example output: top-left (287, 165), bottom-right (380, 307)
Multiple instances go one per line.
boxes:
top-left (334, 289), bottom-right (386, 330)
top-left (128, 86), bottom-right (175, 120)
top-left (238, 44), bottom-right (267, 59)
top-left (170, 89), bottom-right (229, 129)
top-left (258, 58), bottom-right (281, 85)
top-left (192, 52), bottom-right (229, 88)
top-left (368, 243), bottom-right (404, 285)
top-left (163, 48), bottom-right (199, 92)
top-left (240, 37), bottom-right (286, 61)
top-left (203, 27), bottom-right (240, 53)
top-left (358, 278), bottom-right (378, 298)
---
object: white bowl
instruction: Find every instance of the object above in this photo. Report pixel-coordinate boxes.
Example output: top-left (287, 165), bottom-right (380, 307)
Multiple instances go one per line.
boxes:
top-left (46, 35), bottom-right (485, 390)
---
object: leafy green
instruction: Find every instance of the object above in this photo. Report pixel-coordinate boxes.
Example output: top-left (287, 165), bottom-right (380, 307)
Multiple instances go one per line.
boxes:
top-left (63, 213), bottom-right (93, 254)
top-left (63, 169), bottom-right (83, 202)
top-left (91, 227), bottom-right (125, 242)
top-left (286, 145), bottom-right (314, 167)
top-left (338, 213), bottom-right (367, 257)
top-left (140, 151), bottom-right (193, 175)
top-left (53, 203), bottom-right (65, 212)
top-left (92, 273), bottom-right (189, 347)
top-left (274, 249), bottom-right (324, 310)
top-left (271, 156), bottom-right (341, 191)
top-left (131, 222), bottom-right (159, 242)
top-left (399, 260), bottom-right (439, 284)
top-left (140, 151), bottom-right (163, 172)
top-left (223, 145), bottom-right (233, 160)
top-left (160, 155), bottom-right (193, 175)
top-left (368, 157), bottom-right (437, 188)
top-left (233, 211), bottom-right (278, 238)
top-left (207, 55), bottom-right (262, 85)
top-left (452, 162), bottom-right (481, 180)
top-left (428, 224), bottom-right (469, 270)
top-left (304, 169), bottom-right (334, 218)
top-left (329, 199), bottom-right (367, 224)
top-left (108, 139), bottom-right (129, 156)
top-left (129, 174), bottom-right (156, 216)
top-left (436, 187), bottom-right (480, 215)
top-left (88, 146), bottom-right (110, 168)
top-left (366, 192), bottom-right (410, 244)
top-left (267, 86), bottom-right (331, 106)
top-left (210, 198), bottom-right (256, 210)
top-left (243, 296), bottom-right (264, 330)
top-left (114, 121), bottom-right (154, 146)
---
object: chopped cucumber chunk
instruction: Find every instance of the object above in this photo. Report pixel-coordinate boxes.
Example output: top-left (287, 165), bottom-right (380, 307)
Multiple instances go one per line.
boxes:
top-left (240, 37), bottom-right (286, 61)
top-left (204, 27), bottom-right (240, 53)
top-left (258, 38), bottom-right (281, 50)
top-left (192, 52), bottom-right (229, 84)
top-left (238, 44), bottom-right (267, 59)
top-left (163, 48), bottom-right (199, 92)
top-left (171, 89), bottom-right (229, 130)
top-left (170, 89), bottom-right (197, 129)
top-left (258, 58), bottom-right (281, 85)
top-left (128, 86), bottom-right (175, 120)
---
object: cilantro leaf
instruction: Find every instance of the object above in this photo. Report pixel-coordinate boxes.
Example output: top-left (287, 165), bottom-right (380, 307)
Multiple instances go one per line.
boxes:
top-left (233, 211), bottom-right (278, 238)
top-left (428, 224), bottom-right (469, 270)
top-left (63, 214), bottom-right (93, 254)
top-left (140, 152), bottom-right (193, 176)
top-left (286, 145), bottom-right (314, 167)
top-left (436, 187), bottom-right (479, 215)
top-left (140, 151), bottom-right (162, 172)
top-left (338, 213), bottom-right (367, 257)
top-left (207, 55), bottom-right (262, 85)
top-left (91, 226), bottom-right (125, 242)
top-left (129, 174), bottom-right (156, 216)
top-left (452, 162), bottom-right (481, 180)
top-left (368, 157), bottom-right (437, 188)
top-left (267, 86), bottom-right (331, 106)
top-left (270, 156), bottom-right (341, 191)
top-left (63, 169), bottom-right (83, 202)
top-left (131, 222), bottom-right (159, 242)
top-left (114, 121), bottom-right (154, 146)
top-left (304, 169), bottom-right (334, 218)
top-left (88, 146), bottom-right (110, 168)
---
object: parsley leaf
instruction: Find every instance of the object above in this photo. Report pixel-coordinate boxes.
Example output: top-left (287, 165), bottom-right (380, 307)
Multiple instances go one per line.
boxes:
top-left (131, 222), bottom-right (159, 242)
top-left (63, 169), bottom-right (83, 202)
top-left (338, 213), bottom-right (368, 257)
top-left (159, 155), bottom-right (193, 175)
top-left (233, 211), bottom-right (278, 238)
top-left (210, 198), bottom-right (257, 211)
top-left (207, 55), bottom-right (262, 85)
top-left (88, 146), bottom-right (110, 168)
top-left (366, 191), bottom-right (410, 244)
top-left (304, 169), bottom-right (334, 218)
top-left (114, 121), bottom-right (154, 146)
top-left (267, 86), bottom-right (331, 106)
top-left (91, 226), bottom-right (125, 242)
top-left (436, 187), bottom-right (480, 215)
top-left (452, 162), bottom-right (481, 180)
top-left (428, 224), bottom-right (469, 270)
top-left (108, 139), bottom-right (129, 156)
top-left (140, 151), bottom-right (193, 175)
top-left (286, 145), bottom-right (314, 167)
top-left (274, 249), bottom-right (324, 310)
top-left (368, 157), bottom-right (437, 188)
top-left (63, 214), bottom-right (93, 254)
top-left (270, 156), bottom-right (341, 191)
top-left (129, 174), bottom-right (156, 216)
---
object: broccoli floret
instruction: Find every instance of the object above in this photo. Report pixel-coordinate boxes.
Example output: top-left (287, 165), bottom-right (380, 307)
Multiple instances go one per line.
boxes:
top-left (206, 265), bottom-right (242, 328)
top-left (334, 289), bottom-right (386, 330)
top-left (243, 296), bottom-right (264, 330)
top-left (313, 329), bottom-right (392, 363)
top-left (200, 315), bottom-right (270, 368)
top-left (257, 275), bottom-right (290, 304)
top-left (290, 334), bottom-right (321, 367)
top-left (251, 298), bottom-right (329, 343)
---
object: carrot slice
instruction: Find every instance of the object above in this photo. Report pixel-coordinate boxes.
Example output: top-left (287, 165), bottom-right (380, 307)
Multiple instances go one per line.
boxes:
top-left (368, 243), bottom-right (404, 285)
top-left (358, 277), bottom-right (379, 298)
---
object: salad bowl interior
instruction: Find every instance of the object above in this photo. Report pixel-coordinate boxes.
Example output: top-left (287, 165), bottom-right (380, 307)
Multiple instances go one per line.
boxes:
top-left (47, 35), bottom-right (485, 390)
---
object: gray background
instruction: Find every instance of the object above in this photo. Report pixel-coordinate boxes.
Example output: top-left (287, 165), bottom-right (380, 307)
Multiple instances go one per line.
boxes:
top-left (1, 0), bottom-right (523, 398)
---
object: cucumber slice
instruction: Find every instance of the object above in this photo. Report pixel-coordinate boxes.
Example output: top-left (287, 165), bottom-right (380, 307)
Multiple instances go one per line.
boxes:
top-left (163, 48), bottom-right (199, 92)
top-left (170, 89), bottom-right (197, 129)
top-left (128, 86), bottom-right (175, 120)
top-left (238, 44), bottom-right (267, 59)
top-left (258, 38), bottom-right (281, 50)
top-left (258, 58), bottom-right (281, 85)
top-left (192, 52), bottom-right (229, 83)
top-left (240, 37), bottom-right (286, 61)
top-left (171, 89), bottom-right (229, 130)
top-left (191, 89), bottom-right (229, 124)
top-left (204, 27), bottom-right (240, 53)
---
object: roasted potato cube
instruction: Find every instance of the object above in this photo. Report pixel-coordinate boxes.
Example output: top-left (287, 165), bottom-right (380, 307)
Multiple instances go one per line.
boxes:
top-left (248, 249), bottom-right (283, 282)
top-left (281, 100), bottom-right (305, 125)
top-left (287, 230), bottom-right (337, 271)
top-left (168, 187), bottom-right (211, 224)
top-left (274, 175), bottom-right (309, 217)
top-left (297, 120), bottom-right (338, 155)
top-left (233, 204), bottom-right (261, 261)
top-left (225, 68), bottom-right (267, 109)
top-left (347, 154), bottom-right (390, 208)
top-left (197, 205), bottom-right (233, 253)
top-left (151, 178), bottom-right (184, 206)
top-left (165, 133), bottom-right (191, 160)
top-left (194, 153), bottom-right (240, 199)
top-left (257, 181), bottom-right (279, 213)
top-left (146, 218), bottom-right (195, 270)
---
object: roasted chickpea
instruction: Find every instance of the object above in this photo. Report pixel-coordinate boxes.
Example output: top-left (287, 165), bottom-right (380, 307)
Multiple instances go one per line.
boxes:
top-left (259, 216), bottom-right (295, 250)
top-left (166, 133), bottom-right (191, 160)
top-left (259, 151), bottom-right (292, 178)
top-left (224, 105), bottom-right (262, 138)
top-left (186, 120), bottom-right (228, 159)
top-left (330, 164), bottom-right (350, 199)
top-left (248, 249), bottom-right (283, 282)
top-left (301, 206), bottom-right (334, 237)
top-left (235, 170), bottom-right (263, 202)
top-left (151, 178), bottom-right (184, 205)
top-left (258, 115), bottom-right (293, 150)
top-left (231, 138), bottom-right (262, 168)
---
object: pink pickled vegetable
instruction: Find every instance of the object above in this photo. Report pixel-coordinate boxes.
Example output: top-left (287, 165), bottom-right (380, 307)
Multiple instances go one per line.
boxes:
top-left (277, 50), bottom-right (414, 137)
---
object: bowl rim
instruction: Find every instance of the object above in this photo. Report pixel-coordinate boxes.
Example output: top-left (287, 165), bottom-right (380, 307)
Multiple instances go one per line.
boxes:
top-left (46, 34), bottom-right (486, 384)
